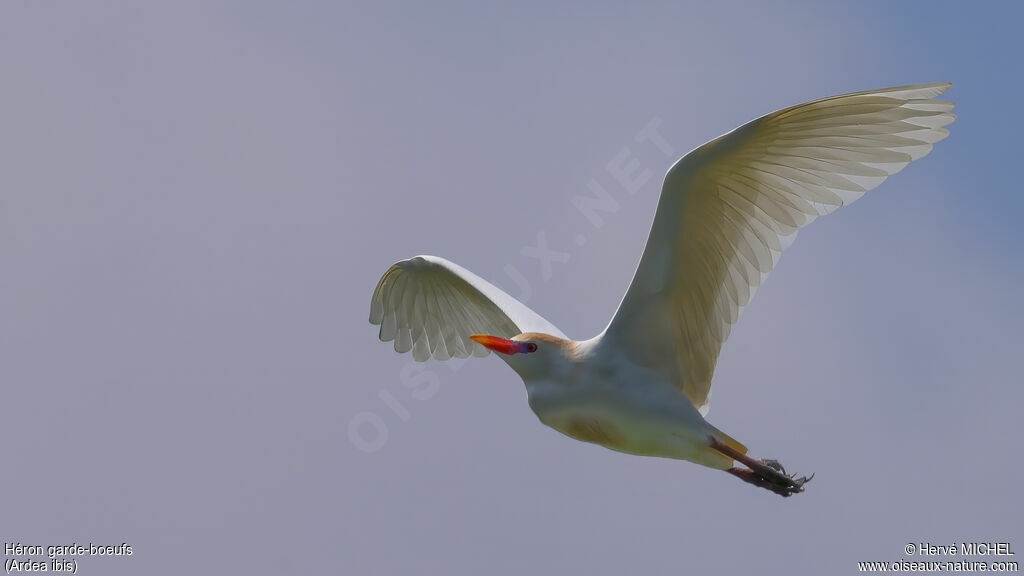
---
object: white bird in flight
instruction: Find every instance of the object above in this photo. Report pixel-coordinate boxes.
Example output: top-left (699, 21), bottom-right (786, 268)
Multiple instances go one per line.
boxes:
top-left (369, 83), bottom-right (955, 496)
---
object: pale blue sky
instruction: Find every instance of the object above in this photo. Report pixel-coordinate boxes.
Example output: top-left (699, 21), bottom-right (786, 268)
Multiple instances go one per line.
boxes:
top-left (2, 2), bottom-right (1021, 575)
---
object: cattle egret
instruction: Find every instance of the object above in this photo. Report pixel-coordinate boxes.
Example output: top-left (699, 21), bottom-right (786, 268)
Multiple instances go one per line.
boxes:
top-left (369, 83), bottom-right (955, 496)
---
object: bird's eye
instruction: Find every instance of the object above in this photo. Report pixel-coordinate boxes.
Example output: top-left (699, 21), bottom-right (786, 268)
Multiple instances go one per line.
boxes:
top-left (526, 343), bottom-right (538, 353)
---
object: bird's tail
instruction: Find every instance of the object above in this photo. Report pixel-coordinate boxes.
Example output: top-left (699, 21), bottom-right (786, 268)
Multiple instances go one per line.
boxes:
top-left (696, 425), bottom-right (749, 469)
top-left (713, 428), bottom-right (748, 456)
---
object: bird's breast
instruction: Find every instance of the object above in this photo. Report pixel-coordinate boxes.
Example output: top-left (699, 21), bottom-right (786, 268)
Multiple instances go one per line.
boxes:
top-left (527, 384), bottom-right (630, 450)
top-left (558, 415), bottom-right (626, 448)
top-left (522, 359), bottom-right (711, 457)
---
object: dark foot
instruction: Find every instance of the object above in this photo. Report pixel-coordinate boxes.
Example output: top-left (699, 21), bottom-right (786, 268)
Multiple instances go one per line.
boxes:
top-left (727, 467), bottom-right (812, 497)
top-left (710, 437), bottom-right (813, 498)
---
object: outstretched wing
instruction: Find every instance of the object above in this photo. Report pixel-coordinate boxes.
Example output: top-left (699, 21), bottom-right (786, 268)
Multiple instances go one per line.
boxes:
top-left (603, 83), bottom-right (955, 413)
top-left (370, 255), bottom-right (566, 361)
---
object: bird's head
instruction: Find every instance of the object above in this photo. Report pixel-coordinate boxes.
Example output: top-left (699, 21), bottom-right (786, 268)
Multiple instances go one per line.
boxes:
top-left (470, 332), bottom-right (575, 381)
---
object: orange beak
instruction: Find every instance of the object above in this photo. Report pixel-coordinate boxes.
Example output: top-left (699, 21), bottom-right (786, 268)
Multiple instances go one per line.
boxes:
top-left (470, 334), bottom-right (529, 355)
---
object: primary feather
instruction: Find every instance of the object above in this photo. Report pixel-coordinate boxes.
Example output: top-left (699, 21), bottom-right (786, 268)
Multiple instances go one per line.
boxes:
top-left (603, 83), bottom-right (955, 414)
top-left (370, 255), bottom-right (565, 361)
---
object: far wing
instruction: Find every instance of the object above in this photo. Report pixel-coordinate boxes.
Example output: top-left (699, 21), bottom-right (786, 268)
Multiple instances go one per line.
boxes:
top-left (370, 255), bottom-right (566, 361)
top-left (603, 83), bottom-right (955, 413)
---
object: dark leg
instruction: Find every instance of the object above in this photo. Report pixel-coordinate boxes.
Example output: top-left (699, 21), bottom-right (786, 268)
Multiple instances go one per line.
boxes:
top-left (710, 437), bottom-right (812, 498)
